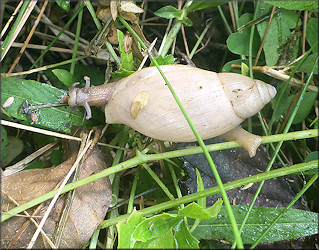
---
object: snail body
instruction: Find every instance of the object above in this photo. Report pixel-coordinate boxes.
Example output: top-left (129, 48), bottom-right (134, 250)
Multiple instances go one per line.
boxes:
top-left (68, 64), bottom-right (276, 157)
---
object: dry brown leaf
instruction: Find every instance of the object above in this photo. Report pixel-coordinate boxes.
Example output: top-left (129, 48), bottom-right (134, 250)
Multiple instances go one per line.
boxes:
top-left (96, 7), bottom-right (112, 23)
top-left (119, 2), bottom-right (144, 14)
top-left (110, 0), bottom-right (119, 21)
top-left (1, 146), bottom-right (113, 248)
top-left (118, 10), bottom-right (137, 22)
top-left (123, 33), bottom-right (133, 53)
top-left (107, 22), bottom-right (119, 44)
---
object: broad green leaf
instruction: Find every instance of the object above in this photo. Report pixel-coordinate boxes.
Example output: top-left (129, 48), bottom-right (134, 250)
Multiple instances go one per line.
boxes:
top-left (222, 59), bottom-right (250, 73)
top-left (133, 229), bottom-right (175, 249)
top-left (297, 54), bottom-right (318, 74)
top-left (272, 92), bottom-right (317, 124)
top-left (305, 151), bottom-right (319, 163)
top-left (293, 92), bottom-right (317, 124)
top-left (154, 6), bottom-right (183, 19)
top-left (52, 69), bottom-right (77, 87)
top-left (130, 213), bottom-right (180, 247)
top-left (191, 206), bottom-right (318, 244)
top-left (150, 54), bottom-right (175, 66)
top-left (186, 1), bottom-right (227, 12)
top-left (226, 13), bottom-right (260, 57)
top-left (117, 209), bottom-right (145, 248)
top-left (302, 151), bottom-right (319, 175)
top-left (256, 5), bottom-right (293, 66)
top-left (178, 200), bottom-right (222, 219)
top-left (306, 18), bottom-right (318, 54)
top-left (1, 77), bottom-right (99, 133)
top-left (55, 0), bottom-right (70, 12)
top-left (265, 1), bottom-right (318, 12)
top-left (174, 220), bottom-right (199, 249)
top-left (117, 30), bottom-right (134, 71)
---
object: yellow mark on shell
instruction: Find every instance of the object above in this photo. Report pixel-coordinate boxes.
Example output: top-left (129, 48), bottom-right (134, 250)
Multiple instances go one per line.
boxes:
top-left (130, 91), bottom-right (149, 119)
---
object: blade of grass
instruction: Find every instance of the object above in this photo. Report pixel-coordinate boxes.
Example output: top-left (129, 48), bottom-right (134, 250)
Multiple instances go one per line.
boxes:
top-left (0, 1), bottom-right (23, 39)
top-left (189, 19), bottom-right (213, 59)
top-left (70, 1), bottom-right (84, 75)
top-left (1, 1), bottom-right (36, 61)
top-left (8, 1), bottom-right (48, 73)
top-left (2, 129), bottom-right (317, 223)
top-left (27, 2), bottom-right (84, 72)
top-left (251, 172), bottom-right (319, 248)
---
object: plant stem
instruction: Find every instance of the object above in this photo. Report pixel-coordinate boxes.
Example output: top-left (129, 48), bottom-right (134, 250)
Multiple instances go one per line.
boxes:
top-left (70, 1), bottom-right (84, 74)
top-left (98, 160), bottom-right (318, 229)
top-left (1, 129), bottom-right (317, 223)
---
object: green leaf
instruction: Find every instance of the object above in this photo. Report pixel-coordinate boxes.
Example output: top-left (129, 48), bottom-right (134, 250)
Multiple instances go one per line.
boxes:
top-left (154, 6), bottom-right (183, 19)
top-left (306, 151), bottom-right (319, 163)
top-left (1, 77), bottom-right (99, 133)
top-left (182, 16), bottom-right (193, 26)
top-left (110, 69), bottom-right (135, 79)
top-left (195, 169), bottom-right (206, 208)
top-left (293, 92), bottom-right (318, 124)
top-left (226, 13), bottom-right (260, 57)
top-left (55, 0), bottom-right (70, 12)
top-left (265, 1), bottom-right (318, 12)
top-left (50, 149), bottom-right (63, 166)
top-left (241, 62), bottom-right (249, 76)
top-left (133, 229), bottom-right (175, 249)
top-left (297, 54), bottom-right (318, 74)
top-left (130, 213), bottom-right (180, 247)
top-left (302, 151), bottom-right (319, 175)
top-left (256, 5), bottom-right (294, 66)
top-left (52, 69), bottom-right (77, 87)
top-left (174, 220), bottom-right (199, 249)
top-left (178, 200), bottom-right (222, 219)
top-left (117, 209), bottom-right (145, 249)
top-left (272, 91), bottom-right (317, 124)
top-left (191, 206), bottom-right (318, 244)
top-left (117, 30), bottom-right (134, 71)
top-left (306, 18), bottom-right (318, 54)
top-left (150, 54), bottom-right (175, 66)
top-left (186, 1), bottom-right (227, 12)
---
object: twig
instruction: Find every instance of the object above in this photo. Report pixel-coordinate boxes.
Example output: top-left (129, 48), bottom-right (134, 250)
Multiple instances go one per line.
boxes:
top-left (1, 1), bottom-right (37, 61)
top-left (3, 140), bottom-right (59, 176)
top-left (8, 1), bottom-right (48, 73)
top-left (2, 192), bottom-right (55, 249)
top-left (0, 1), bottom-right (23, 39)
top-left (0, 120), bottom-right (129, 151)
top-left (231, 64), bottom-right (318, 92)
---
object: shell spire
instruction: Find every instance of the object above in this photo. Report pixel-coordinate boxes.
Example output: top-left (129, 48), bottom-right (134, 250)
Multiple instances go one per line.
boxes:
top-left (255, 79), bottom-right (277, 105)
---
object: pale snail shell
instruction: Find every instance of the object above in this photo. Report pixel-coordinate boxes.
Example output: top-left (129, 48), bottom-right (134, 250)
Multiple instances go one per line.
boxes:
top-left (68, 64), bottom-right (276, 157)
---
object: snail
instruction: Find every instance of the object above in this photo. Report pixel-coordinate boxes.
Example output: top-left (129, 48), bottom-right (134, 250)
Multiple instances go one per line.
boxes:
top-left (67, 64), bottom-right (276, 157)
